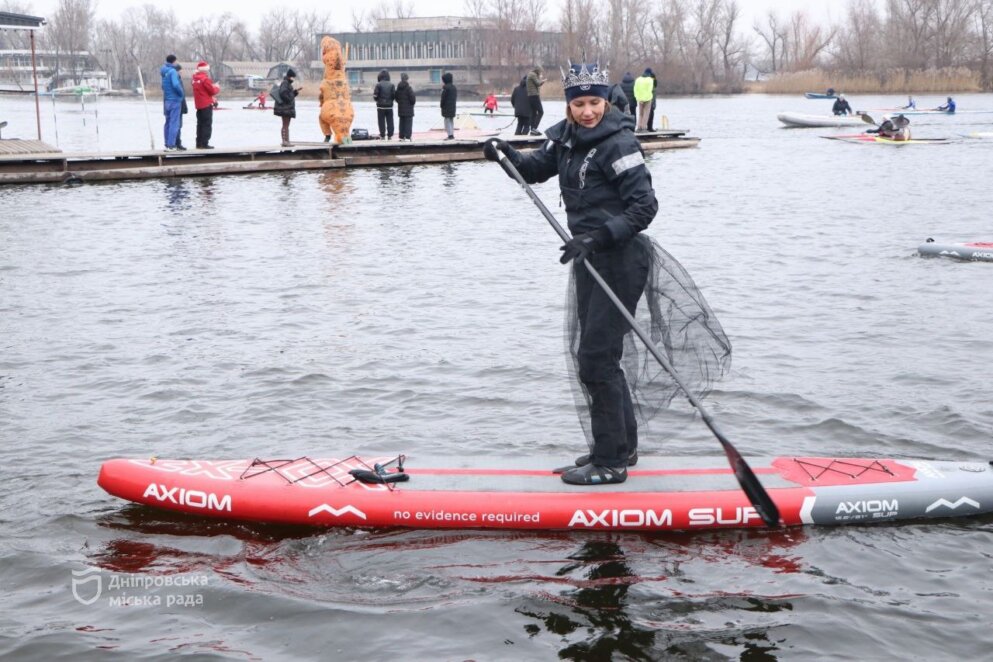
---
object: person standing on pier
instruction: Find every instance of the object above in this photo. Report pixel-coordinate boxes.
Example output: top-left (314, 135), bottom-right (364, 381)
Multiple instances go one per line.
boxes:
top-left (373, 69), bottom-right (396, 140)
top-left (160, 54), bottom-right (184, 151)
top-left (440, 72), bottom-right (457, 140)
top-left (633, 68), bottom-right (654, 131)
top-left (174, 63), bottom-right (189, 151)
top-left (511, 76), bottom-right (530, 135)
top-left (526, 66), bottom-right (546, 135)
top-left (273, 68), bottom-right (301, 147)
top-left (192, 61), bottom-right (220, 149)
top-left (395, 73), bottom-right (416, 142)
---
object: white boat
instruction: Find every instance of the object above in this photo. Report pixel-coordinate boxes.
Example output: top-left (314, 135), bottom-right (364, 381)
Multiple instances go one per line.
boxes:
top-left (777, 112), bottom-right (867, 128)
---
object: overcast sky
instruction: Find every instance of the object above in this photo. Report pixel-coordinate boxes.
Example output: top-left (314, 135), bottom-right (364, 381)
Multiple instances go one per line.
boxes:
top-left (23, 0), bottom-right (846, 31)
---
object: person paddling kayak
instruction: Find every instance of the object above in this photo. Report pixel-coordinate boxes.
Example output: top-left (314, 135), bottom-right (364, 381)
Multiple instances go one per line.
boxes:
top-left (483, 61), bottom-right (730, 486)
top-left (867, 114), bottom-right (911, 141)
top-left (937, 96), bottom-right (956, 113)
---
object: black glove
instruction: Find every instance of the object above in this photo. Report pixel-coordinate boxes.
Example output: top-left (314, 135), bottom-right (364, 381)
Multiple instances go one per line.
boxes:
top-left (483, 138), bottom-right (511, 162)
top-left (559, 229), bottom-right (610, 264)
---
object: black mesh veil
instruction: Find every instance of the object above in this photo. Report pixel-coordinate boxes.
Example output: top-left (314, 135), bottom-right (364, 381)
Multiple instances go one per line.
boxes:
top-left (565, 235), bottom-right (732, 449)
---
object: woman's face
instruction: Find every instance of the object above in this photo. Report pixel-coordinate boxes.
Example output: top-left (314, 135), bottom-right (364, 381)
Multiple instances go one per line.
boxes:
top-left (568, 96), bottom-right (606, 128)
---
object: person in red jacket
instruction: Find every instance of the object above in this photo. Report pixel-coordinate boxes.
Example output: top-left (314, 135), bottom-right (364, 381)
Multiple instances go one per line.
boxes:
top-left (483, 92), bottom-right (498, 114)
top-left (191, 61), bottom-right (221, 149)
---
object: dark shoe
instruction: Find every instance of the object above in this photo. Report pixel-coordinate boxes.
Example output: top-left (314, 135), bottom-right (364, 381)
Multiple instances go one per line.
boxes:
top-left (529, 130), bottom-right (541, 136)
top-left (553, 449), bottom-right (638, 474)
top-left (444, 136), bottom-right (454, 140)
top-left (323, 135), bottom-right (331, 143)
top-left (203, 145), bottom-right (215, 149)
top-left (560, 464), bottom-right (627, 486)
top-left (176, 145), bottom-right (187, 151)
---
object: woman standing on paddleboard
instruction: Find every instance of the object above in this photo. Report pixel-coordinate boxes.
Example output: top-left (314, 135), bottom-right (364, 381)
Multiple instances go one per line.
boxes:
top-left (484, 62), bottom-right (656, 486)
top-left (484, 61), bottom-right (731, 486)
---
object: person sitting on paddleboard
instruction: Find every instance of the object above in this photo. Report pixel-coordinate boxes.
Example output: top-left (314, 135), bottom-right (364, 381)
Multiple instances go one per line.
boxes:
top-left (868, 114), bottom-right (911, 141)
top-left (902, 96), bottom-right (916, 110)
top-left (254, 90), bottom-right (267, 109)
top-left (832, 94), bottom-right (853, 116)
top-left (483, 62), bottom-right (658, 486)
top-left (937, 96), bottom-right (956, 113)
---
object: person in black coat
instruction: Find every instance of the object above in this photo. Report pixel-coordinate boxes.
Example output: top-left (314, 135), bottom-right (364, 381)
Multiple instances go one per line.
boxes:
top-left (483, 63), bottom-right (658, 486)
top-left (373, 69), bottom-right (396, 140)
top-left (395, 73), bottom-right (416, 141)
top-left (510, 76), bottom-right (531, 135)
top-left (440, 72), bottom-right (457, 140)
top-left (620, 72), bottom-right (636, 117)
top-left (273, 68), bottom-right (301, 146)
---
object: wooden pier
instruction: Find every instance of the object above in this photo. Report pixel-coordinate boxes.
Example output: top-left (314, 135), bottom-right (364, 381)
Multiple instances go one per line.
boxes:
top-left (0, 131), bottom-right (699, 186)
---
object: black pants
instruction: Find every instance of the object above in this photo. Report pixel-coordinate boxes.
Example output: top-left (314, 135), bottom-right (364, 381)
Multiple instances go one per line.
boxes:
top-left (195, 107), bottom-right (213, 147)
top-left (515, 116), bottom-right (529, 135)
top-left (528, 95), bottom-right (543, 130)
top-left (648, 102), bottom-right (656, 131)
top-left (398, 115), bottom-right (413, 140)
top-left (574, 237), bottom-right (650, 466)
top-left (377, 108), bottom-right (394, 138)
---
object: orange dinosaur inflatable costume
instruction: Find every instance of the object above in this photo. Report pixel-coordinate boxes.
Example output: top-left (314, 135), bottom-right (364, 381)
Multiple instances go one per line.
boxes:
top-left (318, 36), bottom-right (354, 144)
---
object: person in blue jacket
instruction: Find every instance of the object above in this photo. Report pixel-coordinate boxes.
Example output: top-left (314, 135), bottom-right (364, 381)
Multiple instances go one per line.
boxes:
top-left (937, 96), bottom-right (956, 113)
top-left (160, 54), bottom-right (184, 151)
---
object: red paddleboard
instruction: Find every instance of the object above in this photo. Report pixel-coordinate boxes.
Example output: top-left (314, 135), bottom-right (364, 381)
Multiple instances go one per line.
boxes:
top-left (98, 454), bottom-right (993, 532)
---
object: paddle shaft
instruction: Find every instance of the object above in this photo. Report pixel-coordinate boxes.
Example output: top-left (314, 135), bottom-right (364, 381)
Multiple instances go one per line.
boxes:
top-left (496, 152), bottom-right (780, 527)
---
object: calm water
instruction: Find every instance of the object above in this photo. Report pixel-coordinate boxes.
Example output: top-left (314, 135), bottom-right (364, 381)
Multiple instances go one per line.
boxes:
top-left (2, 93), bottom-right (993, 660)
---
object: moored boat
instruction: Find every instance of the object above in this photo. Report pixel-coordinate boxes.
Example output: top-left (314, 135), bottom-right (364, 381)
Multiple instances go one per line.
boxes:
top-left (778, 112), bottom-right (866, 128)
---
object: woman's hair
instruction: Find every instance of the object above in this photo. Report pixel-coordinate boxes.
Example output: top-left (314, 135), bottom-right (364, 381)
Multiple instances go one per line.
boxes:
top-left (565, 99), bottom-right (611, 124)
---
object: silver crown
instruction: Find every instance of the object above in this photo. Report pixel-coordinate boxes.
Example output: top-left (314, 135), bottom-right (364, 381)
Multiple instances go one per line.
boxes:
top-left (561, 61), bottom-right (610, 91)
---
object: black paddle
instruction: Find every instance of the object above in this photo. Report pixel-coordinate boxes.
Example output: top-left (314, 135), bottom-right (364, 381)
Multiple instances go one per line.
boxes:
top-left (857, 111), bottom-right (877, 126)
top-left (492, 150), bottom-right (780, 528)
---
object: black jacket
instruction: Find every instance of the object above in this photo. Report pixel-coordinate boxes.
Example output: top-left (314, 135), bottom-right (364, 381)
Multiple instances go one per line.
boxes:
top-left (511, 78), bottom-right (530, 116)
top-left (440, 73), bottom-right (457, 118)
top-left (609, 84), bottom-right (628, 113)
top-left (374, 71), bottom-right (396, 108)
top-left (506, 109), bottom-right (657, 241)
top-left (273, 78), bottom-right (298, 118)
top-left (832, 98), bottom-right (852, 115)
top-left (395, 80), bottom-right (416, 117)
top-left (620, 73), bottom-right (635, 108)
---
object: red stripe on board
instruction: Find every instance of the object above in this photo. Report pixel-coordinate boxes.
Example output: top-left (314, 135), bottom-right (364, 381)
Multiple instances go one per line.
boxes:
top-left (404, 467), bottom-right (781, 477)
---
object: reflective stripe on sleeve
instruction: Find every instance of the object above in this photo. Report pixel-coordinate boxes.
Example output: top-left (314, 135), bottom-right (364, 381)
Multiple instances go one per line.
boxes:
top-left (611, 151), bottom-right (645, 176)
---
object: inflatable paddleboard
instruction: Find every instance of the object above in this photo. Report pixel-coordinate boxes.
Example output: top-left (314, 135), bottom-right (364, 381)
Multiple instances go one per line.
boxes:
top-left (98, 454), bottom-right (993, 532)
top-left (918, 239), bottom-right (993, 262)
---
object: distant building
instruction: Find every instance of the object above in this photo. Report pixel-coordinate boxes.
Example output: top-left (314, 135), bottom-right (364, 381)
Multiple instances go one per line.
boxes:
top-left (315, 16), bottom-right (561, 96)
top-left (0, 49), bottom-right (108, 92)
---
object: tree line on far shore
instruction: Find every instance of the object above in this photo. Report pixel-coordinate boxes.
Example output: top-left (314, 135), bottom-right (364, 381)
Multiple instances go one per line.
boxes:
top-left (2, 0), bottom-right (993, 93)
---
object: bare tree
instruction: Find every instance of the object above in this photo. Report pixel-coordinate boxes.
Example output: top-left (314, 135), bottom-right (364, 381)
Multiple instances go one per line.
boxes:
top-left (784, 11), bottom-right (836, 70)
top-left (45, 0), bottom-right (96, 86)
top-left (714, 0), bottom-right (747, 87)
top-left (187, 13), bottom-right (249, 65)
top-left (930, 0), bottom-right (973, 68)
top-left (753, 11), bottom-right (786, 73)
top-left (976, 0), bottom-right (993, 89)
top-left (832, 0), bottom-right (884, 73)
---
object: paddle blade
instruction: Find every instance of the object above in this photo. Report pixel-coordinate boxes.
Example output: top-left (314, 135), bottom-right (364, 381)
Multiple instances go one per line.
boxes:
top-left (720, 440), bottom-right (780, 527)
top-left (857, 111), bottom-right (877, 126)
